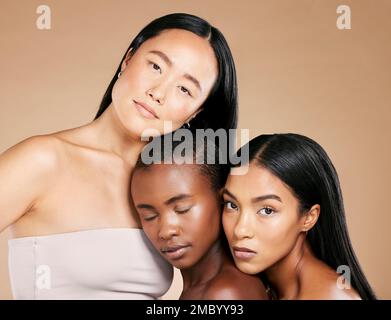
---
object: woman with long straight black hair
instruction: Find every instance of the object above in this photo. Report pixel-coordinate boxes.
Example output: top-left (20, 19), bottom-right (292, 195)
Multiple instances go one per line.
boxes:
top-left (0, 13), bottom-right (238, 299)
top-left (222, 133), bottom-right (376, 300)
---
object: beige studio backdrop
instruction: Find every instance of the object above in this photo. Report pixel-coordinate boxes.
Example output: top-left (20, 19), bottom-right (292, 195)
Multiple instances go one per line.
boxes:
top-left (0, 0), bottom-right (390, 299)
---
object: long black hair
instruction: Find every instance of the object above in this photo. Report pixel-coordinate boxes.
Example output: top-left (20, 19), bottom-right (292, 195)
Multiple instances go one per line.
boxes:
top-left (94, 13), bottom-right (237, 131)
top-left (234, 133), bottom-right (376, 300)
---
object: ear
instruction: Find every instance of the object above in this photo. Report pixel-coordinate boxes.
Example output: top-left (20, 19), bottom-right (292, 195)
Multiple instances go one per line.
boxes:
top-left (120, 47), bottom-right (134, 72)
top-left (301, 204), bottom-right (320, 232)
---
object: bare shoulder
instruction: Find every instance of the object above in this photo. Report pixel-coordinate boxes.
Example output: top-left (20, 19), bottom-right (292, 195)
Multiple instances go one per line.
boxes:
top-left (0, 134), bottom-right (64, 171)
top-left (300, 263), bottom-right (362, 300)
top-left (0, 134), bottom-right (67, 231)
top-left (203, 265), bottom-right (269, 300)
top-left (301, 279), bottom-right (361, 300)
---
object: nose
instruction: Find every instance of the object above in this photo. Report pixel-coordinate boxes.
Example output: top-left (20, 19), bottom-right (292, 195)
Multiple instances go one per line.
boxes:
top-left (158, 213), bottom-right (180, 240)
top-left (147, 82), bottom-right (167, 105)
top-left (233, 211), bottom-right (254, 240)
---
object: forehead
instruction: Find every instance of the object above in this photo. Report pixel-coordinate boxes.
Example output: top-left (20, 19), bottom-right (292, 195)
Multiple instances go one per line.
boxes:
top-left (131, 164), bottom-right (211, 199)
top-left (225, 164), bottom-right (296, 203)
top-left (137, 29), bottom-right (218, 84)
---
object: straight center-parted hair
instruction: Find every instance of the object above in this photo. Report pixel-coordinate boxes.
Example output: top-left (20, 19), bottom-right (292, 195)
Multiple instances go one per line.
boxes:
top-left (94, 13), bottom-right (237, 131)
top-left (233, 133), bottom-right (376, 300)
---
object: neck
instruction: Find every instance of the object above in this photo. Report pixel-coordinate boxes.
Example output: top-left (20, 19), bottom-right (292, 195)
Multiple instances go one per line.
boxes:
top-left (87, 104), bottom-right (147, 166)
top-left (181, 240), bottom-right (227, 289)
top-left (265, 233), bottom-right (313, 300)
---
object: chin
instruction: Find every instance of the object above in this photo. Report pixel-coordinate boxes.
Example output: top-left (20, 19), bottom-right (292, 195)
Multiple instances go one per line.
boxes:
top-left (171, 259), bottom-right (193, 270)
top-left (113, 106), bottom-right (159, 137)
top-left (134, 118), bottom-right (168, 137)
top-left (125, 119), bottom-right (161, 139)
top-left (234, 260), bottom-right (263, 275)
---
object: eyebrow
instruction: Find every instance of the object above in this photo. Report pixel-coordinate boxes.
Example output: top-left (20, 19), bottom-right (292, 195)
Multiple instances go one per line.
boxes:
top-left (149, 50), bottom-right (172, 66)
top-left (222, 189), bottom-right (282, 203)
top-left (252, 194), bottom-right (282, 203)
top-left (183, 74), bottom-right (202, 93)
top-left (149, 50), bottom-right (202, 92)
top-left (164, 194), bottom-right (193, 206)
top-left (136, 204), bottom-right (156, 211)
top-left (136, 194), bottom-right (193, 210)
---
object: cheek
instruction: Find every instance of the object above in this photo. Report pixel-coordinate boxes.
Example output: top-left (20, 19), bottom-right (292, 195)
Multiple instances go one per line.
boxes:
top-left (196, 209), bottom-right (219, 235)
top-left (111, 79), bottom-right (127, 110)
top-left (255, 216), bottom-right (300, 267)
top-left (112, 62), bottom-right (151, 109)
top-left (163, 89), bottom-right (206, 122)
top-left (189, 205), bottom-right (220, 247)
top-left (141, 222), bottom-right (160, 249)
top-left (163, 97), bottom-right (194, 120)
top-left (222, 214), bottom-right (235, 243)
top-left (111, 79), bottom-right (136, 127)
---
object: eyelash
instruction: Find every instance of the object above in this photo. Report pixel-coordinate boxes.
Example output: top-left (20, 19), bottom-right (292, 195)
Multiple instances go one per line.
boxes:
top-left (175, 206), bottom-right (193, 214)
top-left (142, 203), bottom-right (193, 221)
top-left (258, 207), bottom-right (275, 216)
top-left (143, 215), bottom-right (157, 221)
top-left (178, 86), bottom-right (192, 97)
top-left (223, 201), bottom-right (276, 216)
top-left (223, 200), bottom-right (238, 211)
top-left (149, 61), bottom-right (161, 73)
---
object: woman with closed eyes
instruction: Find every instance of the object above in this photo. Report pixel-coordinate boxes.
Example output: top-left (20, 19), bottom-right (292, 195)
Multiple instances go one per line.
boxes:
top-left (222, 133), bottom-right (376, 300)
top-left (0, 13), bottom-right (238, 299)
top-left (131, 134), bottom-right (269, 300)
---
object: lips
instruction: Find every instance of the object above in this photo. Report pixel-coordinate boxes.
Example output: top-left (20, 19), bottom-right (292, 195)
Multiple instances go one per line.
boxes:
top-left (232, 245), bottom-right (257, 260)
top-left (161, 244), bottom-right (191, 260)
top-left (133, 100), bottom-right (159, 119)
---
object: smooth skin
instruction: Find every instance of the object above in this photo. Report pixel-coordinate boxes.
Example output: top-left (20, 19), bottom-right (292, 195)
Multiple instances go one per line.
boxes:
top-left (0, 29), bottom-right (218, 238)
top-left (131, 164), bottom-right (268, 300)
top-left (222, 164), bottom-right (361, 300)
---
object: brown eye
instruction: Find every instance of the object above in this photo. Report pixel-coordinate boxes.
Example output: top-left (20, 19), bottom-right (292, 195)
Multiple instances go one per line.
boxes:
top-left (178, 86), bottom-right (192, 96)
top-left (258, 207), bottom-right (275, 216)
top-left (149, 61), bottom-right (161, 73)
top-left (224, 201), bottom-right (238, 211)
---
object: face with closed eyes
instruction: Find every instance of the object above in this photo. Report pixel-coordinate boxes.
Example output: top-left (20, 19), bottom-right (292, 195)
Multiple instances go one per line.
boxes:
top-left (222, 164), bottom-right (309, 275)
top-left (111, 28), bottom-right (218, 139)
top-left (130, 164), bottom-right (221, 269)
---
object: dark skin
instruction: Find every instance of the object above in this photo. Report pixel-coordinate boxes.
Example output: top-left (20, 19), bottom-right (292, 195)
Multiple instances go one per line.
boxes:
top-left (131, 164), bottom-right (268, 300)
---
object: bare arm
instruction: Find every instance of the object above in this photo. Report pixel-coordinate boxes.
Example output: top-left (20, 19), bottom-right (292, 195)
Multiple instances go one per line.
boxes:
top-left (0, 136), bottom-right (59, 233)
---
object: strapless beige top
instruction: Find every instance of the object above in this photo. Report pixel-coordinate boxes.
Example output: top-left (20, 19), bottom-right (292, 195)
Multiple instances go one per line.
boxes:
top-left (8, 228), bottom-right (173, 300)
